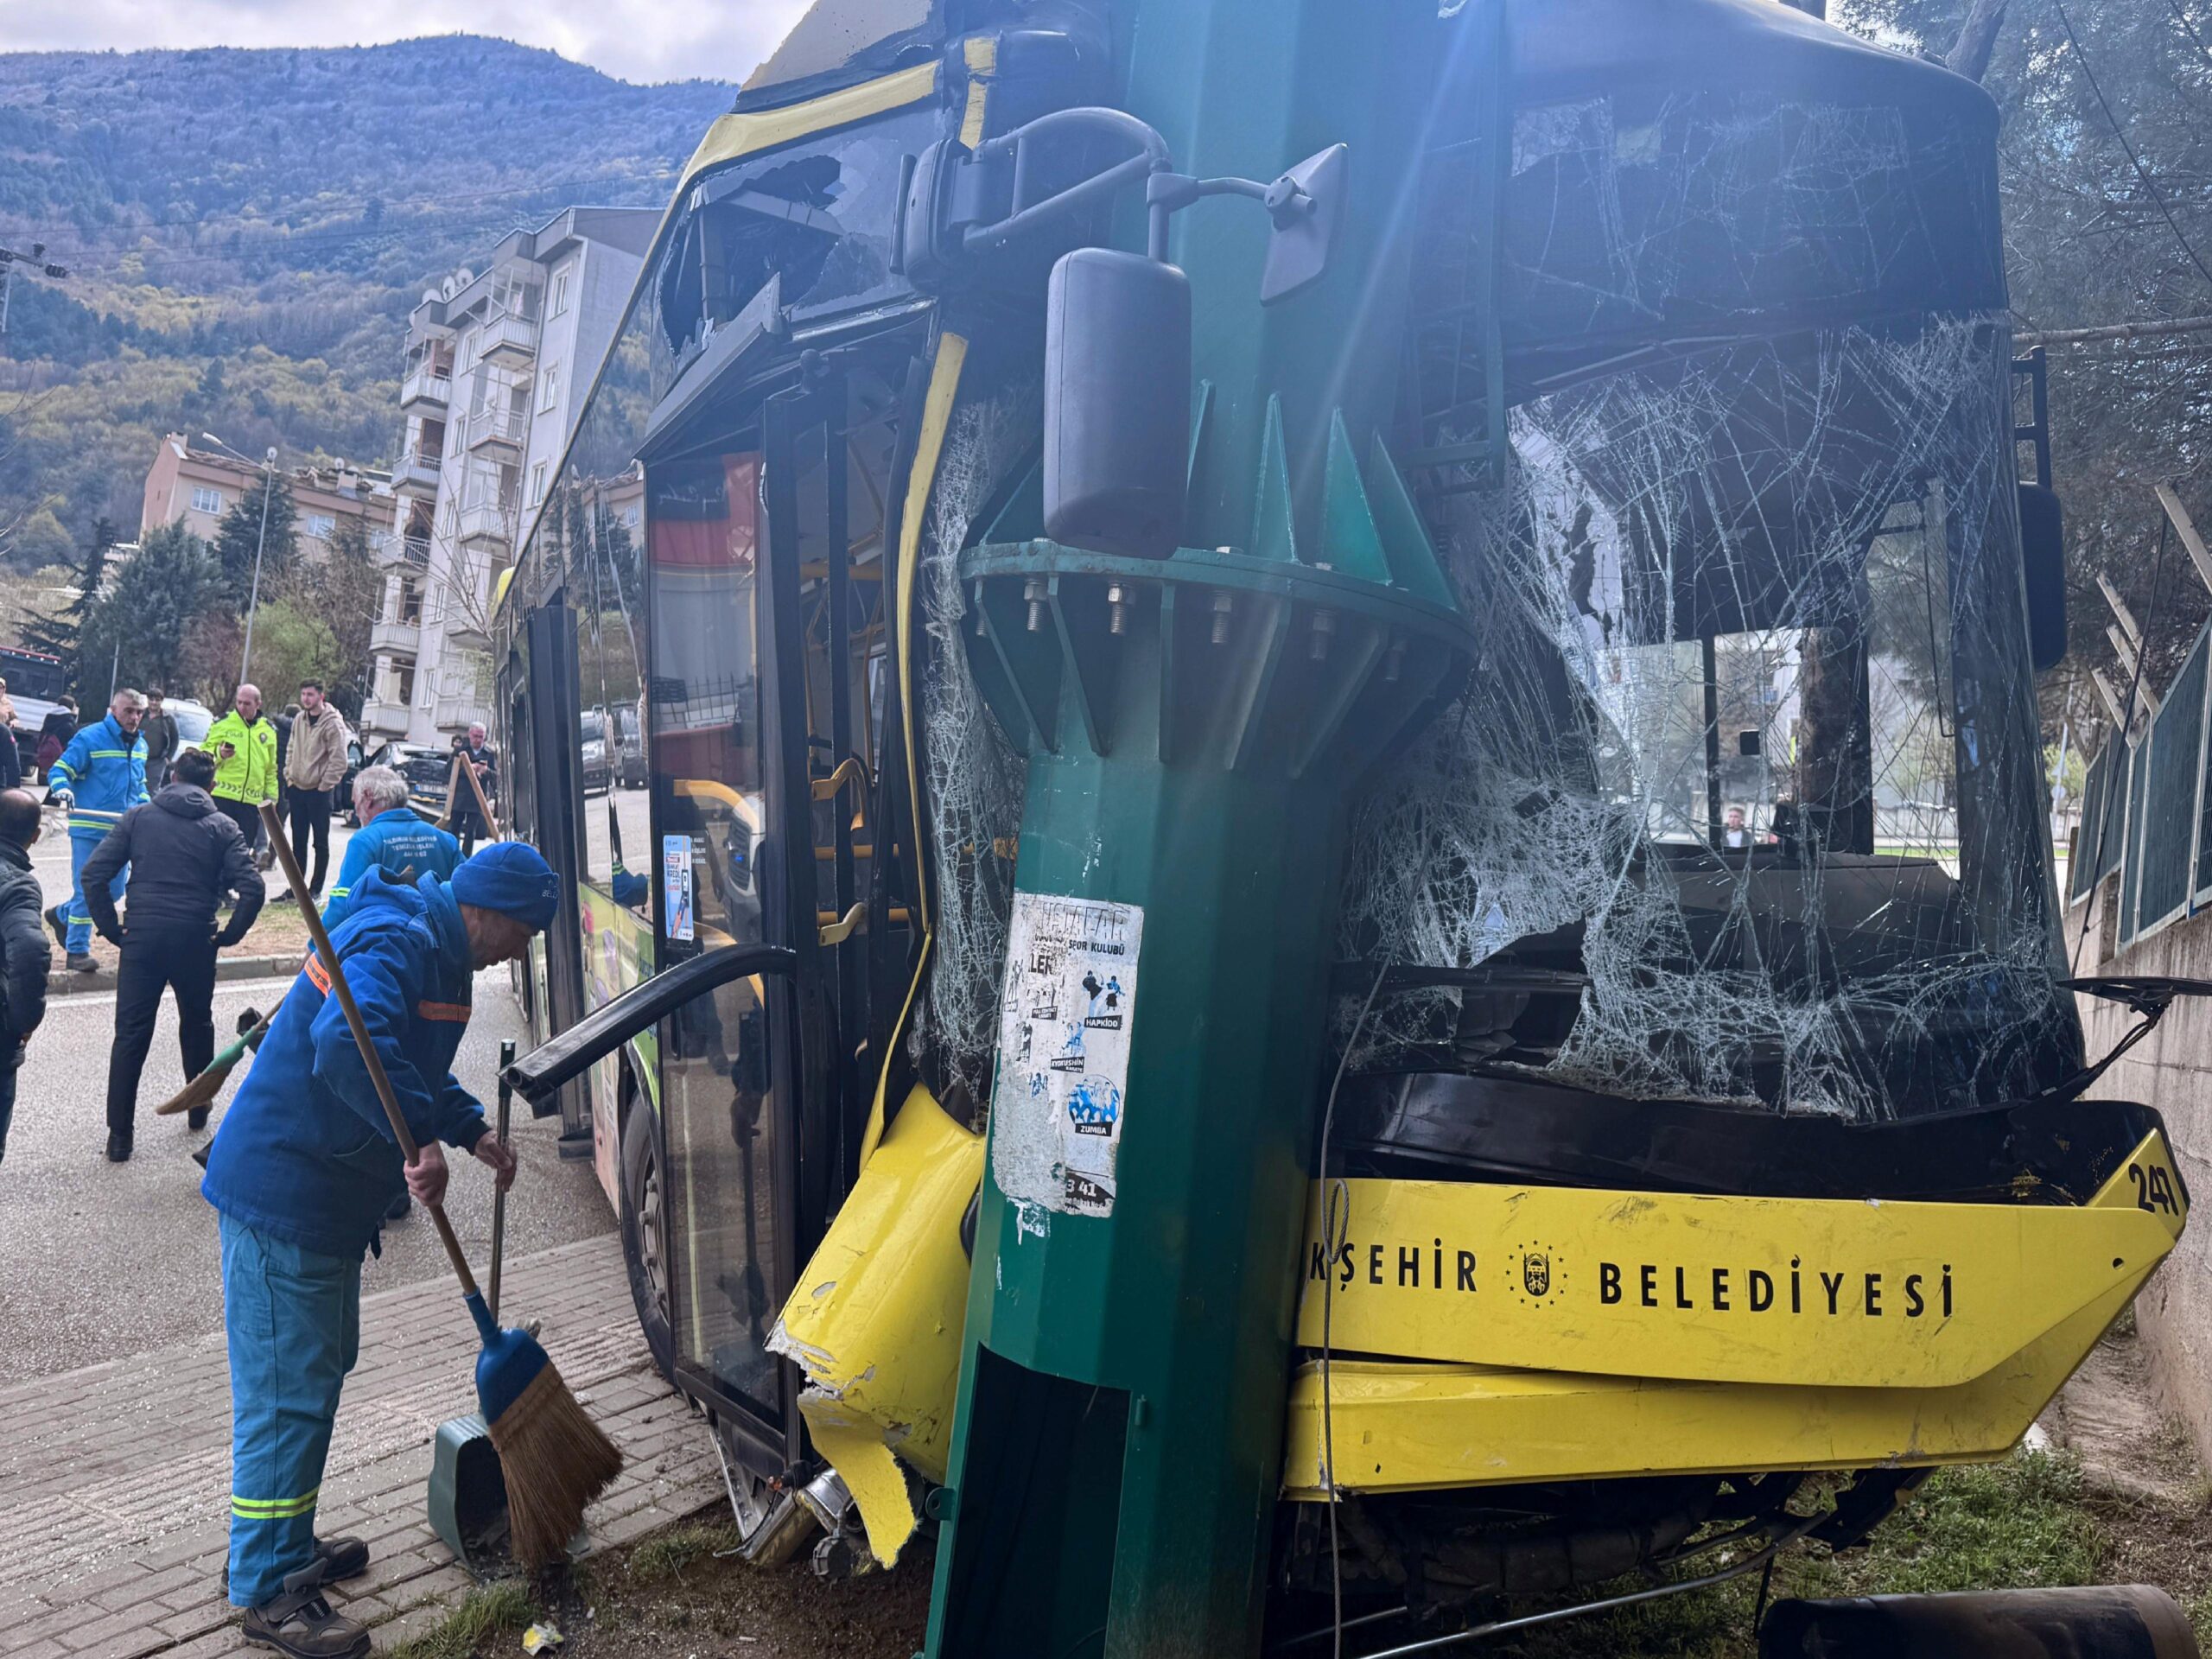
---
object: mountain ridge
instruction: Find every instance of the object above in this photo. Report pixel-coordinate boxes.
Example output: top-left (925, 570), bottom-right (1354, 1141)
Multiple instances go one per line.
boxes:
top-left (0, 36), bottom-right (739, 556)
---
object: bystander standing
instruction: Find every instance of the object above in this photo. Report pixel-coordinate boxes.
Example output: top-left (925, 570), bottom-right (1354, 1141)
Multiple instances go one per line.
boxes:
top-left (0, 789), bottom-right (50, 1163)
top-left (278, 682), bottom-right (352, 905)
top-left (142, 690), bottom-right (181, 792)
top-left (84, 747), bottom-right (265, 1160)
top-left (447, 722), bottom-right (498, 856)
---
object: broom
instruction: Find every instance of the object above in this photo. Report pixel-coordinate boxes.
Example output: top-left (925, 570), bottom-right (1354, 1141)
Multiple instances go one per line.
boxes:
top-left (256, 802), bottom-right (622, 1567)
top-left (156, 1006), bottom-right (272, 1116)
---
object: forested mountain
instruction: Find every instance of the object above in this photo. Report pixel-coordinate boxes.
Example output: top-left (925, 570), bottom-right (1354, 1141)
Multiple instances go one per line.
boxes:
top-left (0, 37), bottom-right (734, 552)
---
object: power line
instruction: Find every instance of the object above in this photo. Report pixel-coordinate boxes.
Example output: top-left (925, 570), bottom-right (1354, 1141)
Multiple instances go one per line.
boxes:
top-left (2049, 0), bottom-right (2212, 295)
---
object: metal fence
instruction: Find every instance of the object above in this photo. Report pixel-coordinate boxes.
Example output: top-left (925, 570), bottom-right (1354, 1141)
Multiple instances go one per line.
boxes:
top-left (2073, 622), bottom-right (2212, 946)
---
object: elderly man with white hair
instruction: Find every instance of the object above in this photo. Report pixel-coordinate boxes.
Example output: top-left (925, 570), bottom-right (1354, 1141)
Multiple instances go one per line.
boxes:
top-left (321, 766), bottom-right (461, 932)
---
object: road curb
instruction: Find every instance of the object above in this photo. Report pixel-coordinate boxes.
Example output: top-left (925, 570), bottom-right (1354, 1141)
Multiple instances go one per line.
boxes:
top-left (44, 954), bottom-right (298, 995)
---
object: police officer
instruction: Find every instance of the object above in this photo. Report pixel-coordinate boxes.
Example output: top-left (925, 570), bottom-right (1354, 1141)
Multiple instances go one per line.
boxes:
top-left (45, 689), bottom-right (149, 974)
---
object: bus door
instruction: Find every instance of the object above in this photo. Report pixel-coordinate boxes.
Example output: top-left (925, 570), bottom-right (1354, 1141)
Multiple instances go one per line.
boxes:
top-left (637, 361), bottom-right (893, 1469)
top-left (522, 597), bottom-right (597, 1160)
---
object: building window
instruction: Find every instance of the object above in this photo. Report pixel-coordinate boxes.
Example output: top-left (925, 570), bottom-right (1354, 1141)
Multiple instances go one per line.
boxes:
top-left (550, 265), bottom-right (572, 317)
top-left (540, 363), bottom-right (560, 414)
top-left (305, 513), bottom-right (336, 541)
top-left (531, 461), bottom-right (549, 506)
top-left (190, 486), bottom-right (226, 515)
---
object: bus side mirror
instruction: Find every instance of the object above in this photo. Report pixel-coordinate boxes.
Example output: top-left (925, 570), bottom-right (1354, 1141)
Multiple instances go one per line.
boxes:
top-left (1044, 247), bottom-right (1192, 561)
top-left (2019, 482), bottom-right (2067, 673)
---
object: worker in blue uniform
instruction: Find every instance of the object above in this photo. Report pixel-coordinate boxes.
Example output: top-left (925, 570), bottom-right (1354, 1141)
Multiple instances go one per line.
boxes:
top-left (45, 690), bottom-right (149, 973)
top-left (200, 843), bottom-right (557, 1659)
top-left (321, 765), bottom-right (461, 931)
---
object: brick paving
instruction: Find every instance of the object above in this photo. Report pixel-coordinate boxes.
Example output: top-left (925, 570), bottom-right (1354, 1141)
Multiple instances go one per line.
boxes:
top-left (0, 1235), bottom-right (725, 1659)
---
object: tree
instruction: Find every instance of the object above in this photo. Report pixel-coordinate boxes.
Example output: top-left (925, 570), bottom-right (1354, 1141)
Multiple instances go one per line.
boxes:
top-left (81, 522), bottom-right (228, 700)
top-left (237, 599), bottom-right (347, 711)
top-left (22, 517), bottom-right (117, 689)
top-left (8, 507), bottom-right (74, 569)
top-left (213, 474), bottom-right (299, 607)
top-left (280, 516), bottom-right (381, 718)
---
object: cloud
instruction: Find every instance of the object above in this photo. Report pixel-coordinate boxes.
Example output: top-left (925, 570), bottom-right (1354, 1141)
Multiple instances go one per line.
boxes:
top-left (0, 0), bottom-right (811, 85)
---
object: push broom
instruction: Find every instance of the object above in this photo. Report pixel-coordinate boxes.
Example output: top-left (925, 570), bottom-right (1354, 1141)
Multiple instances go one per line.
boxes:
top-left (156, 1005), bottom-right (272, 1117)
top-left (257, 801), bottom-right (623, 1566)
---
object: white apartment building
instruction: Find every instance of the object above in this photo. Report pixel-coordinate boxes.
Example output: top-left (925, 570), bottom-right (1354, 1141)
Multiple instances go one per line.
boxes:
top-left (364, 206), bottom-right (658, 744)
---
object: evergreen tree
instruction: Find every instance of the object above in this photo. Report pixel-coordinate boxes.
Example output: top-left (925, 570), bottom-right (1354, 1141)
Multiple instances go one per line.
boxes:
top-left (81, 522), bottom-right (228, 697)
top-left (22, 517), bottom-right (118, 691)
top-left (213, 474), bottom-right (299, 606)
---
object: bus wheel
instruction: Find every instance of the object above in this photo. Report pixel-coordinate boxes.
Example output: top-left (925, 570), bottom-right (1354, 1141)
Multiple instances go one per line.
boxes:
top-left (620, 1096), bottom-right (677, 1384)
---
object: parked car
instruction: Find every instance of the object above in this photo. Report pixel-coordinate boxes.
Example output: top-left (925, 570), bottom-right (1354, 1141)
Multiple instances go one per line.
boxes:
top-left (362, 741), bottom-right (453, 818)
top-left (614, 705), bottom-right (646, 789)
top-left (166, 698), bottom-right (216, 753)
top-left (579, 708), bottom-right (611, 795)
top-left (338, 738), bottom-right (367, 824)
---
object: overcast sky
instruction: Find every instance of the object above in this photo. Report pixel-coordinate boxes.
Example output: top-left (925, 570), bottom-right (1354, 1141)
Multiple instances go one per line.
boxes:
top-left (1, 0), bottom-right (813, 85)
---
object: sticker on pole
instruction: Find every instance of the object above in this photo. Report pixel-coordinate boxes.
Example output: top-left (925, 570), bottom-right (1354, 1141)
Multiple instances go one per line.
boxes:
top-left (991, 893), bottom-right (1142, 1217)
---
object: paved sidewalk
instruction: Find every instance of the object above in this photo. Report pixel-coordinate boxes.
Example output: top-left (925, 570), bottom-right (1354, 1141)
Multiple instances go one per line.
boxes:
top-left (0, 1235), bottom-right (725, 1659)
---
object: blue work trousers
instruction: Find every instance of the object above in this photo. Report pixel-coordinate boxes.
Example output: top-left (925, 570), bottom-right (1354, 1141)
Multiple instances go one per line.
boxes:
top-left (66, 830), bottom-right (126, 957)
top-left (220, 1211), bottom-right (361, 1607)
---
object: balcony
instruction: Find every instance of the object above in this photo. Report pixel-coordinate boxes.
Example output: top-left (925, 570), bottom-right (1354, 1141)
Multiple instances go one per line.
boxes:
top-left (374, 531), bottom-right (431, 569)
top-left (466, 404), bottom-right (528, 455)
top-left (435, 697), bottom-right (493, 734)
top-left (359, 697), bottom-right (412, 738)
top-left (456, 500), bottom-right (517, 550)
top-left (393, 448), bottom-right (442, 495)
top-left (370, 618), bottom-right (422, 657)
top-left (400, 362), bottom-right (452, 410)
top-left (480, 308), bottom-right (538, 368)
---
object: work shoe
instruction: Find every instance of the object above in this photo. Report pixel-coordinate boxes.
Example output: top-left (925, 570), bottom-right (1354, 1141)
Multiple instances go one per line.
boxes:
top-left (43, 906), bottom-right (66, 953)
top-left (192, 1140), bottom-right (212, 1171)
top-left (270, 890), bottom-right (297, 906)
top-left (105, 1133), bottom-right (130, 1162)
top-left (66, 953), bottom-right (97, 974)
top-left (188, 1106), bottom-right (210, 1133)
top-left (313, 1535), bottom-right (371, 1583)
top-left (241, 1585), bottom-right (368, 1659)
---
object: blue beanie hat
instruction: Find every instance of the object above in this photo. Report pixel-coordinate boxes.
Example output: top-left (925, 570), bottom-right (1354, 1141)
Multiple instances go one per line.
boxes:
top-left (450, 842), bottom-right (560, 931)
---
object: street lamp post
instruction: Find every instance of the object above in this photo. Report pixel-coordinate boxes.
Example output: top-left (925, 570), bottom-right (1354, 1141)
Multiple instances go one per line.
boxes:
top-left (202, 434), bottom-right (280, 683)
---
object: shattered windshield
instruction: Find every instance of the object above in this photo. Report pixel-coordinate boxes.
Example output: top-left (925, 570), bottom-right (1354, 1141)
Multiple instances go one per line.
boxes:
top-left (1344, 318), bottom-right (2075, 1120)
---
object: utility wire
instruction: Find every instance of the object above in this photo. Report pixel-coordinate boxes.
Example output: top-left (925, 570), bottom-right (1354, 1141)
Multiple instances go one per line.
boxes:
top-left (2049, 0), bottom-right (2212, 295)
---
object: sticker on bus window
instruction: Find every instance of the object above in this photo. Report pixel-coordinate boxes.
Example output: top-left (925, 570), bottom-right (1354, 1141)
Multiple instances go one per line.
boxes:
top-left (990, 893), bottom-right (1141, 1218)
top-left (663, 835), bottom-right (694, 941)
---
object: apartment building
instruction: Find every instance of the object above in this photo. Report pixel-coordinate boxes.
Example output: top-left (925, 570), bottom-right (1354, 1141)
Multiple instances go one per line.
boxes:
top-left (365, 206), bottom-right (658, 744)
top-left (142, 435), bottom-right (392, 557)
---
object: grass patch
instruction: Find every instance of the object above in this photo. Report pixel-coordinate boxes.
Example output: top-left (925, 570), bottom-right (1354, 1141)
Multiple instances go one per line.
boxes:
top-left (623, 1522), bottom-right (743, 1586)
top-left (1499, 1452), bottom-right (2107, 1657)
top-left (386, 1581), bottom-right (539, 1659)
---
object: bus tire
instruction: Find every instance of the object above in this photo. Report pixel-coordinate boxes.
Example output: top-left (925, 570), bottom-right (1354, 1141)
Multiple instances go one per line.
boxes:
top-left (620, 1090), bottom-right (677, 1386)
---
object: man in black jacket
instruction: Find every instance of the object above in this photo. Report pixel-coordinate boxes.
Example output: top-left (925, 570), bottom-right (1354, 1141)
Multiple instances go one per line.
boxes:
top-left (86, 748), bottom-right (265, 1157)
top-left (0, 788), bottom-right (50, 1162)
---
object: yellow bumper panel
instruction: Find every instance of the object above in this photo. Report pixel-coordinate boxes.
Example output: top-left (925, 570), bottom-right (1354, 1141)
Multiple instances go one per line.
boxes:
top-left (1294, 1131), bottom-right (2185, 1390)
top-left (771, 1084), bottom-right (983, 1564)
top-left (1283, 1129), bottom-right (2183, 1497)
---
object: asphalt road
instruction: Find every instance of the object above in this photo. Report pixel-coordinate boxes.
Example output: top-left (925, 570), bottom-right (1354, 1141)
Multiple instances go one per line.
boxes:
top-left (0, 968), bottom-right (618, 1387)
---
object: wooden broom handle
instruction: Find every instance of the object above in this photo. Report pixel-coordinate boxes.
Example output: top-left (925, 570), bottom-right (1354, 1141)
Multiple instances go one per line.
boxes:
top-left (258, 802), bottom-right (480, 1297)
top-left (460, 747), bottom-right (501, 839)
